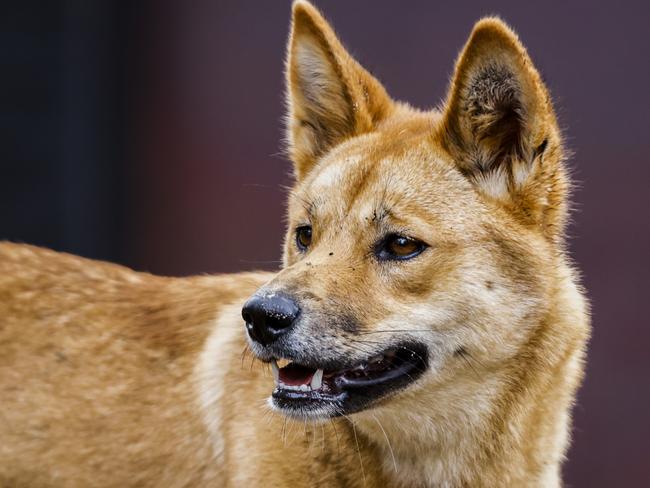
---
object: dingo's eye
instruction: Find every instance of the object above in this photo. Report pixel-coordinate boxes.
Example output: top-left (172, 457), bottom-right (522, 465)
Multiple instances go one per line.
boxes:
top-left (376, 234), bottom-right (426, 261)
top-left (296, 226), bottom-right (312, 251)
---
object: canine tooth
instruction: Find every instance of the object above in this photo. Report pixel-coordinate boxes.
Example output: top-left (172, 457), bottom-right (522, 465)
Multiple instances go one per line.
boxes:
top-left (310, 369), bottom-right (324, 390)
top-left (271, 360), bottom-right (279, 383)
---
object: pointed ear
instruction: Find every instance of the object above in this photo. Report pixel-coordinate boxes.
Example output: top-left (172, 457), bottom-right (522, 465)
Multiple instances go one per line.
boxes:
top-left (438, 18), bottom-right (563, 203)
top-left (286, 1), bottom-right (392, 180)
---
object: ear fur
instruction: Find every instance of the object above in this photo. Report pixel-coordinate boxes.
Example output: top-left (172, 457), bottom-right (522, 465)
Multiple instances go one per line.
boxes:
top-left (286, 0), bottom-right (392, 180)
top-left (438, 18), bottom-right (567, 242)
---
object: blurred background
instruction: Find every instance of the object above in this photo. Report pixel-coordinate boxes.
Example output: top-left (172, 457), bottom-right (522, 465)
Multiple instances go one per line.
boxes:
top-left (1, 0), bottom-right (648, 485)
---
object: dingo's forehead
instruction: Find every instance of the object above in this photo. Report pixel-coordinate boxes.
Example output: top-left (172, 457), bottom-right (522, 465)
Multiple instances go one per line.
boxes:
top-left (290, 129), bottom-right (486, 240)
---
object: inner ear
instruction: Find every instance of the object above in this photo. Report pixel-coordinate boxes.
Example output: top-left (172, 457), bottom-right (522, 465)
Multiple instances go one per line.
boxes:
top-left (290, 29), bottom-right (354, 154)
top-left (463, 64), bottom-right (529, 173)
top-left (286, 1), bottom-right (392, 180)
top-left (439, 18), bottom-right (556, 198)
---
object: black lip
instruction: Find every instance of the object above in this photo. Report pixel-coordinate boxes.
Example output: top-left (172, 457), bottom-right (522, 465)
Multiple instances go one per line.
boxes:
top-left (271, 342), bottom-right (428, 417)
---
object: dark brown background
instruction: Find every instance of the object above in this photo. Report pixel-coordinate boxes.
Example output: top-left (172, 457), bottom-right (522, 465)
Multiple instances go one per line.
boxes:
top-left (1, 1), bottom-right (648, 485)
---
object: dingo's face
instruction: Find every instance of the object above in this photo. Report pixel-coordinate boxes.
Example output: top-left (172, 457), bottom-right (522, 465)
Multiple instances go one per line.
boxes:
top-left (243, 2), bottom-right (564, 420)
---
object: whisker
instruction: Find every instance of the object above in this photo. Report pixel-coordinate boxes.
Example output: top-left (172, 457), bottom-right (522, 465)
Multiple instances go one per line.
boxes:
top-left (310, 423), bottom-right (317, 452)
top-left (372, 414), bottom-right (397, 473)
top-left (320, 423), bottom-right (326, 453)
top-left (287, 419), bottom-right (297, 446)
top-left (460, 354), bottom-right (481, 380)
top-left (240, 346), bottom-right (250, 369)
top-left (349, 338), bottom-right (384, 345)
top-left (344, 414), bottom-right (367, 488)
top-left (466, 352), bottom-right (487, 370)
top-left (344, 342), bottom-right (377, 357)
top-left (282, 417), bottom-right (288, 446)
top-left (356, 329), bottom-right (435, 335)
top-left (456, 348), bottom-right (482, 380)
top-left (329, 419), bottom-right (342, 456)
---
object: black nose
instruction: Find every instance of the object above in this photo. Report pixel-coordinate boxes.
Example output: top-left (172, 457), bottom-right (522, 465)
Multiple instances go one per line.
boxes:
top-left (241, 293), bottom-right (300, 346)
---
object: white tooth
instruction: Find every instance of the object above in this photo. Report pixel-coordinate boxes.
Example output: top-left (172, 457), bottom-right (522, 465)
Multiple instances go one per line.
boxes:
top-left (310, 369), bottom-right (323, 390)
top-left (299, 384), bottom-right (310, 392)
top-left (271, 360), bottom-right (279, 383)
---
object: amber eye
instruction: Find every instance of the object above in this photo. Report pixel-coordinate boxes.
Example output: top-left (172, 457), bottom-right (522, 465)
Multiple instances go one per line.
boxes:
top-left (376, 234), bottom-right (426, 261)
top-left (296, 226), bottom-right (312, 251)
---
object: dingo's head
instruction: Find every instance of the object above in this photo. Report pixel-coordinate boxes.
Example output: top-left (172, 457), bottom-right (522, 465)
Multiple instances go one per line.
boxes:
top-left (243, 1), bottom-right (565, 420)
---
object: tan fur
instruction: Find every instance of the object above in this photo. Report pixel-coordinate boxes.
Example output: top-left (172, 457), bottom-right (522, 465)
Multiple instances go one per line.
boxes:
top-left (0, 2), bottom-right (589, 487)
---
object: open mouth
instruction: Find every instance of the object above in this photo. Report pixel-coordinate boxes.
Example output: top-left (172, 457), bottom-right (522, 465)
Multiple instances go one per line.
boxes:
top-left (269, 342), bottom-right (428, 418)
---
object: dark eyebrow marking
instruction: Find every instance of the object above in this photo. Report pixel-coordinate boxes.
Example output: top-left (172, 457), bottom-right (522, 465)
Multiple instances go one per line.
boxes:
top-left (367, 172), bottom-right (402, 227)
top-left (369, 204), bottom-right (391, 225)
top-left (294, 193), bottom-right (321, 221)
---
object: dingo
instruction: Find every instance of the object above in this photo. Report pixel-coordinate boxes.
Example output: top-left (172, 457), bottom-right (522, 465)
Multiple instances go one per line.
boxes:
top-left (0, 1), bottom-right (589, 486)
